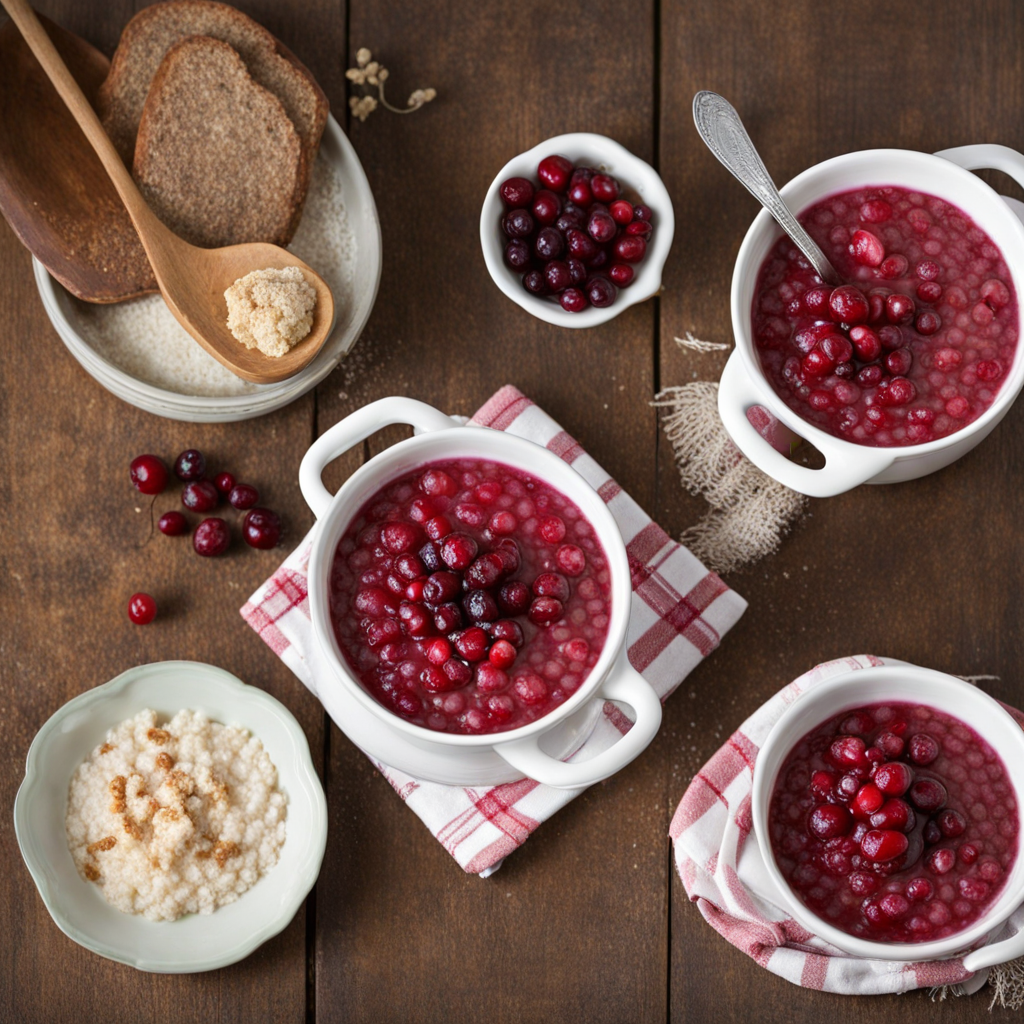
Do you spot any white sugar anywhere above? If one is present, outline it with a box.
[71,155,356,397]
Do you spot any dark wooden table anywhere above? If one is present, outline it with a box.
[3,1,1024,1021]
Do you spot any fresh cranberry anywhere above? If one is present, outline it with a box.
[174,449,206,482]
[556,207,586,233]
[538,155,573,192]
[227,483,259,510]
[849,229,885,267]
[128,592,157,624]
[534,227,564,260]
[560,288,588,313]
[612,235,646,263]
[608,263,635,287]
[498,581,531,614]
[532,190,561,225]
[243,509,282,550]
[213,472,235,495]
[860,829,908,862]
[499,177,534,208]
[566,228,599,261]
[586,277,616,308]
[502,209,534,238]
[504,239,531,269]
[609,200,634,225]
[809,804,851,840]
[587,209,616,244]
[130,454,169,495]
[454,627,489,662]
[828,285,870,324]
[522,270,547,295]
[182,480,219,512]
[908,778,947,813]
[545,260,572,292]
[567,175,593,207]
[158,510,188,536]
[633,204,652,222]
[528,597,563,625]
[193,518,230,556]
[626,220,653,239]
[589,174,619,202]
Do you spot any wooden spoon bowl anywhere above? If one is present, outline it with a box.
[2,0,334,385]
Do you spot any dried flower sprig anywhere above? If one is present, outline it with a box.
[346,47,436,122]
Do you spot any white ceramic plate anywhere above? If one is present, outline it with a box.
[14,661,327,973]
[33,114,381,423]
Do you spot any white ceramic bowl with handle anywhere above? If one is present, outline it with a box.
[480,132,675,328]
[298,396,662,789]
[719,144,1024,497]
[751,663,1024,969]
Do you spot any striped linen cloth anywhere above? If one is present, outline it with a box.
[671,654,1024,995]
[242,385,746,874]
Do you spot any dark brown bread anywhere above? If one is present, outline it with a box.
[132,35,302,249]
[98,0,328,241]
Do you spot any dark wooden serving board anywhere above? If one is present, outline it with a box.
[0,13,156,302]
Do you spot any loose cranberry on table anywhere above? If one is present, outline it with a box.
[129,454,169,495]
[769,701,1018,943]
[174,448,207,482]
[753,185,1019,447]
[214,472,235,495]
[228,483,260,510]
[158,510,189,536]
[243,508,282,550]
[193,517,230,557]
[329,458,611,735]
[128,592,157,625]
[498,154,655,312]
[182,479,219,513]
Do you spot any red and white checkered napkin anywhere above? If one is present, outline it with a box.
[671,654,1024,996]
[242,386,746,874]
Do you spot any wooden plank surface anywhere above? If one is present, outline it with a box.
[1,0,1023,1022]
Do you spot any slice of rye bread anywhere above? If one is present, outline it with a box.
[133,35,302,248]
[98,0,327,242]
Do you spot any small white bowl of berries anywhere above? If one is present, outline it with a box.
[480,133,675,327]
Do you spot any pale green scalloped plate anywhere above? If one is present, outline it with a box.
[14,661,327,973]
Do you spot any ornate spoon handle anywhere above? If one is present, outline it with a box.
[692,90,840,286]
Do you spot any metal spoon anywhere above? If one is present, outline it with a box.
[692,90,840,287]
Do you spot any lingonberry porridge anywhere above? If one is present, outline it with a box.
[329,459,611,735]
[769,702,1019,943]
[753,186,1019,446]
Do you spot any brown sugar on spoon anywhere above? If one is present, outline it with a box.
[133,36,302,248]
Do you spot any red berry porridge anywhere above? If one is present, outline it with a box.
[329,459,611,735]
[769,701,1018,943]
[753,186,1019,446]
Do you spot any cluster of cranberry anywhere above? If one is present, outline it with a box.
[499,155,654,312]
[127,449,282,623]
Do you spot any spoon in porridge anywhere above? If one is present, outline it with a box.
[2,0,334,384]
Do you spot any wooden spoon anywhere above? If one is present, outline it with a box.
[1,0,335,385]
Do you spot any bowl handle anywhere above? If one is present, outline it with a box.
[493,648,663,789]
[936,143,1024,188]
[717,351,895,498]
[299,398,458,520]
[962,927,1024,973]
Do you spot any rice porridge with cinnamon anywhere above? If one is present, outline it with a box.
[65,709,286,921]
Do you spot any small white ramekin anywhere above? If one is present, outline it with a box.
[298,396,662,789]
[479,132,675,328]
[751,663,1024,969]
[719,145,1024,497]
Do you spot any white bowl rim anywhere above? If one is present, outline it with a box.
[751,664,1024,961]
[13,660,327,973]
[479,131,675,328]
[729,146,1024,457]
[305,424,635,748]
[33,114,383,423]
